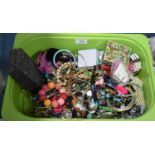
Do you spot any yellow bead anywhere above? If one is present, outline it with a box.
[44,99,52,108]
[47,82,55,89]
[72,98,78,104]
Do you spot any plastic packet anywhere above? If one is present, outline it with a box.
[128,53,142,74]
[111,59,130,84]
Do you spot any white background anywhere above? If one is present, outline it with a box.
[0,0,155,155]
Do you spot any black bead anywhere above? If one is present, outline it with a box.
[45,89,54,96]
[75,92,83,97]
[67,103,73,109]
[84,95,88,100]
[67,96,73,101]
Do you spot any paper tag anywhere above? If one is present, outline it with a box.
[78,49,97,67]
[75,39,88,44]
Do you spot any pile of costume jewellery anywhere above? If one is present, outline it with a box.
[31,41,146,119]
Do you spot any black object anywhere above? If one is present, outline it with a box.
[46,48,60,66]
[9,48,45,92]
[91,66,98,102]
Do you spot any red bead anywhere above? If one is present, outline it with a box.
[39,95,46,101]
[60,93,68,99]
[102,65,111,71]
[42,84,49,91]
[53,96,58,100]
[53,107,62,113]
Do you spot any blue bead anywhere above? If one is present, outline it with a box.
[87,113,92,119]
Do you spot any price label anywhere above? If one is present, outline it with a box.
[75,38,88,44]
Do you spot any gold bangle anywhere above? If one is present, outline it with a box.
[107,86,136,112]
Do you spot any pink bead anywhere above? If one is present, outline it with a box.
[52,100,59,108]
[38,89,46,96]
[57,98,65,106]
[59,88,66,94]
[115,85,128,95]
[55,83,61,90]
[95,78,104,85]
[42,85,49,91]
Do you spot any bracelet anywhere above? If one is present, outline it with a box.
[53,49,76,67]
[107,86,136,112]
[56,62,76,86]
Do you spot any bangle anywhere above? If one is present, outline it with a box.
[53,49,76,67]
[107,86,136,112]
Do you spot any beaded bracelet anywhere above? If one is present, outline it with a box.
[56,62,76,86]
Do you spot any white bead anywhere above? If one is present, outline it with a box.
[87,90,92,97]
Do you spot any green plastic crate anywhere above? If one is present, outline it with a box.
[2,33,155,121]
